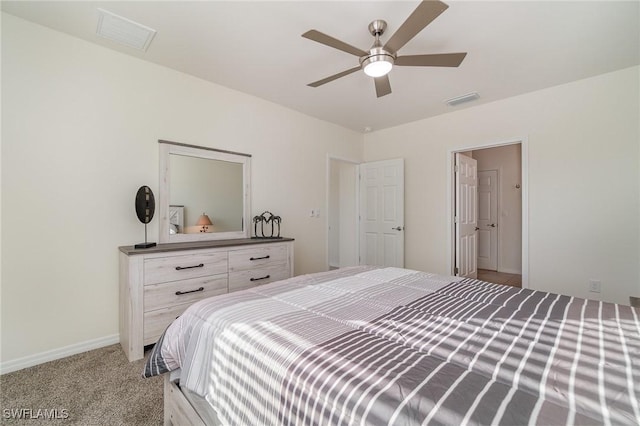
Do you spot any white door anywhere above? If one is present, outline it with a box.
[455,153,478,278]
[359,159,404,267]
[477,170,498,270]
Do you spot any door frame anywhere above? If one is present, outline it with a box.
[446,137,529,288]
[325,155,360,271]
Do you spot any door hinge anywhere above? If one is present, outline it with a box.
[454,267,459,275]
[454,165,459,173]
[454,215,458,223]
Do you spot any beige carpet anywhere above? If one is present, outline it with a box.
[0,344,163,425]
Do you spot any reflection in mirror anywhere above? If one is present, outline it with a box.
[169,155,243,233]
[159,141,251,243]
[168,205,184,234]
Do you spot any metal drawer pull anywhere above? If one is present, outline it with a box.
[250,275,270,282]
[175,263,204,270]
[250,255,270,261]
[175,287,204,296]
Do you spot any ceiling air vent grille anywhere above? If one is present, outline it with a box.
[445,92,480,107]
[96,9,156,51]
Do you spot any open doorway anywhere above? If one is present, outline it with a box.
[327,157,359,270]
[450,140,528,288]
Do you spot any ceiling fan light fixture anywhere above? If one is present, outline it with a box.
[302,1,466,97]
[362,54,394,78]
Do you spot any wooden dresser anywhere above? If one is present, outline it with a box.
[119,238,294,361]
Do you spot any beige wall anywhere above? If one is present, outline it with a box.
[1,14,362,364]
[364,66,640,305]
[472,144,522,274]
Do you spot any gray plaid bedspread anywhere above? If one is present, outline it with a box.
[144,266,640,425]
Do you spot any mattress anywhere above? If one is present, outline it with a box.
[144,266,640,425]
[180,379,220,425]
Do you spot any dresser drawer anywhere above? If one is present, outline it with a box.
[228,244,288,272]
[120,239,294,361]
[143,303,192,345]
[144,252,228,285]
[144,275,228,312]
[228,265,291,293]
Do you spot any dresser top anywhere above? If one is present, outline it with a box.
[119,237,294,255]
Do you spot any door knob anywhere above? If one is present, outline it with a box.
[392,226,404,231]
[475,227,480,231]
[488,224,496,227]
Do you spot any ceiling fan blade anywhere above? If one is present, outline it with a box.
[395,52,467,67]
[384,0,449,54]
[374,75,392,98]
[302,30,368,57]
[307,66,361,87]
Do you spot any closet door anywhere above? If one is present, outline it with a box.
[359,159,404,267]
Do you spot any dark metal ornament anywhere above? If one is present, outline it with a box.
[252,211,282,239]
[135,186,155,224]
[134,186,157,249]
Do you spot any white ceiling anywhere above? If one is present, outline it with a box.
[3,1,639,132]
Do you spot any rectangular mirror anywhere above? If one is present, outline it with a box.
[158,140,251,243]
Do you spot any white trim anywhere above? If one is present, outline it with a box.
[497,268,523,275]
[495,168,502,273]
[0,334,119,374]
[447,137,529,289]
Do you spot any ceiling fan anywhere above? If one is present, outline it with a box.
[302,0,467,98]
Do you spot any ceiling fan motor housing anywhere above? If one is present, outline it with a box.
[368,20,387,37]
[360,47,395,69]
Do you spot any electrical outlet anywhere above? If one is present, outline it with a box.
[588,279,601,293]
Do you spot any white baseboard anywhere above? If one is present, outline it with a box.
[0,334,119,375]
[498,268,522,275]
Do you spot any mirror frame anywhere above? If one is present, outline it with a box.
[158,140,251,243]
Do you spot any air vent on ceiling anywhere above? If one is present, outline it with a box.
[96,9,156,51]
[445,92,480,107]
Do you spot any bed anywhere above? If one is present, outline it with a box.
[144,266,640,425]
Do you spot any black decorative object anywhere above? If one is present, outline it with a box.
[134,185,157,249]
[252,211,282,239]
